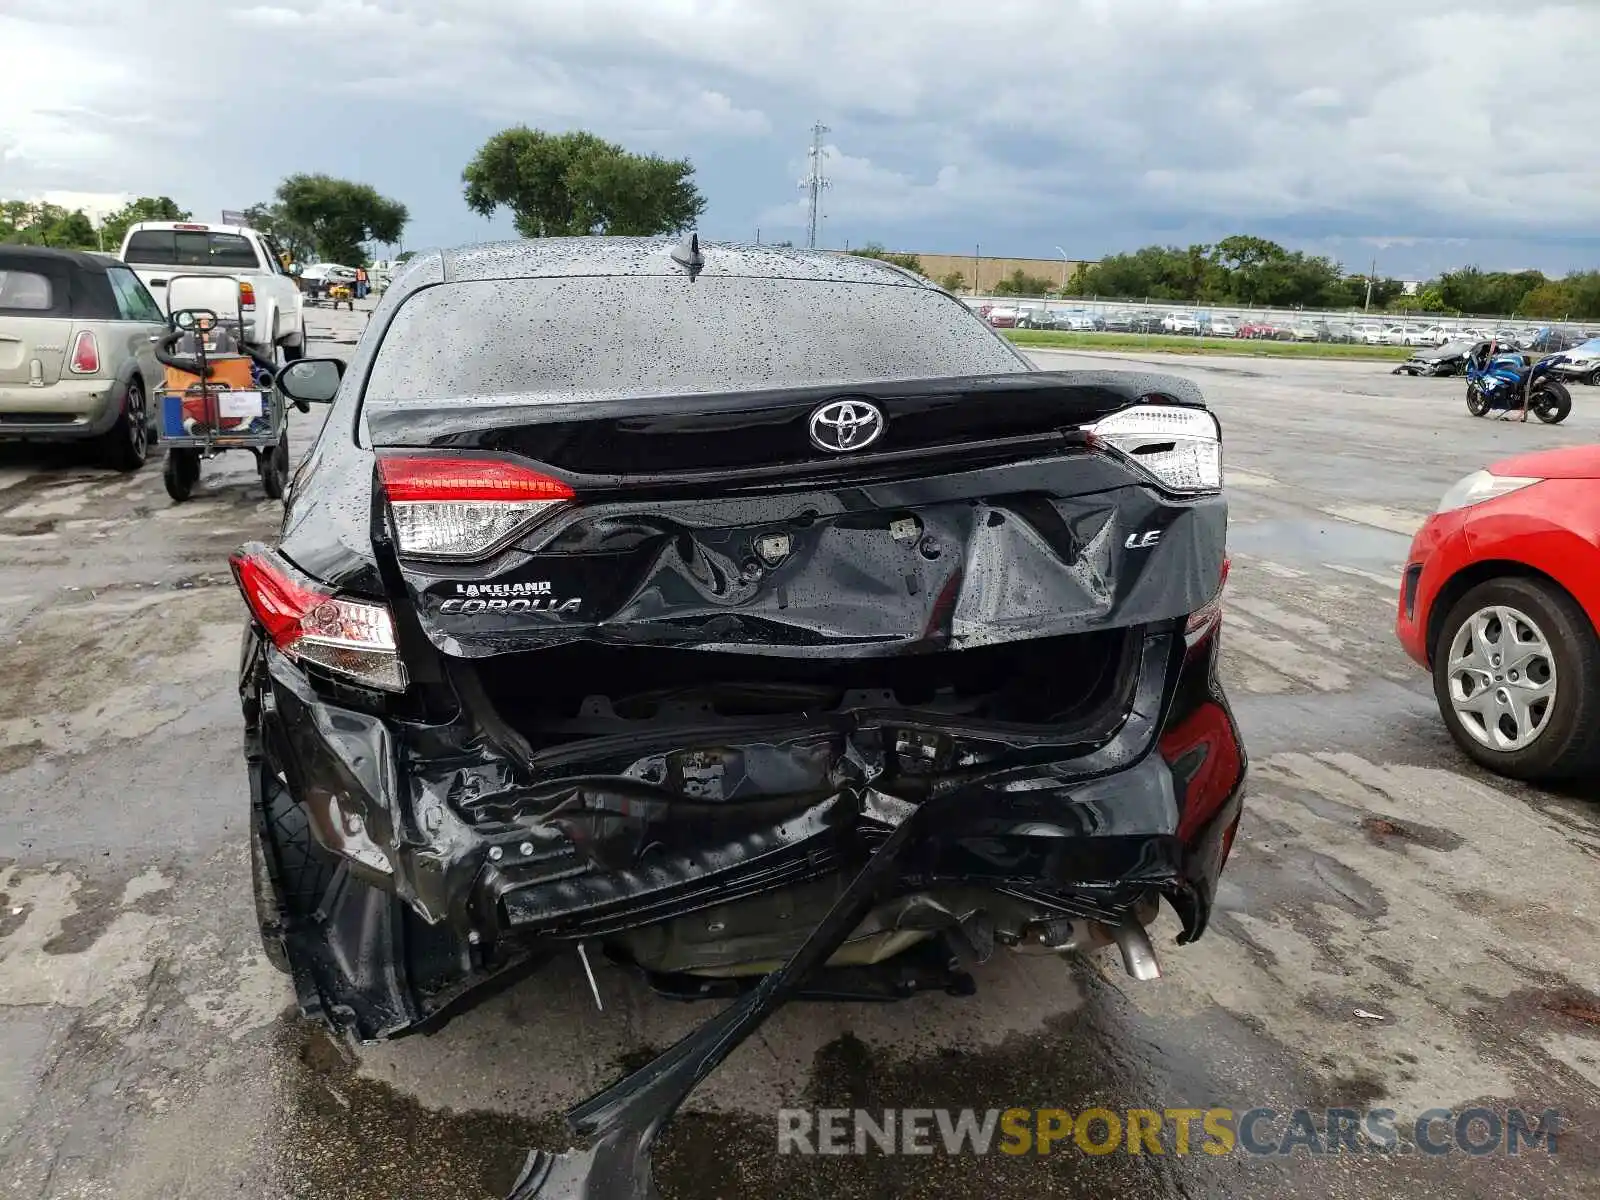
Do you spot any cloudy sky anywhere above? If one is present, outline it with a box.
[3,0,1598,278]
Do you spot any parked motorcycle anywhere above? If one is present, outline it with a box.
[1464,341,1573,424]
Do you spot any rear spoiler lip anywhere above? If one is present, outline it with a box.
[372,429,1098,496]
[361,368,1207,449]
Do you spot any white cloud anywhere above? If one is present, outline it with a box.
[2,0,1598,265]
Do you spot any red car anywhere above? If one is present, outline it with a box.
[1397,445,1600,780]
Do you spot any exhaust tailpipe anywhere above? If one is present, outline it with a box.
[1109,920,1163,981]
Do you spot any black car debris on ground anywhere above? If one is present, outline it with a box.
[1392,339,1478,377]
[237,236,1246,1198]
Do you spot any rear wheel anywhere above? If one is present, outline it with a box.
[1433,577,1600,781]
[251,757,340,973]
[98,380,149,472]
[1532,381,1572,424]
[260,435,289,500]
[1586,366,1600,387]
[163,448,199,501]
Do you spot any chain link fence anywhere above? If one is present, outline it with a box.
[958,295,1599,350]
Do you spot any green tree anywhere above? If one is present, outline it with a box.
[848,243,924,273]
[1435,266,1547,317]
[1209,235,1282,304]
[1559,271,1600,320]
[992,268,1058,297]
[241,201,317,266]
[1516,281,1577,319]
[0,202,99,249]
[462,127,705,239]
[1390,285,1454,315]
[1329,273,1404,310]
[99,196,190,252]
[938,269,966,292]
[50,209,96,249]
[274,174,408,266]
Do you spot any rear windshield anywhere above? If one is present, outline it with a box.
[366,277,1028,401]
[0,269,54,312]
[124,229,261,269]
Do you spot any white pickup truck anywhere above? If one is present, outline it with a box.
[117,221,307,361]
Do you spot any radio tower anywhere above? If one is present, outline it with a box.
[798,122,831,249]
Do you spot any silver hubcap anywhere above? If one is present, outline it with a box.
[1446,604,1558,752]
[129,388,147,457]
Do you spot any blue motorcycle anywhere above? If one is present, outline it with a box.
[1464,341,1573,424]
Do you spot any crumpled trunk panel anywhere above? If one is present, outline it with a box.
[399,471,1226,661]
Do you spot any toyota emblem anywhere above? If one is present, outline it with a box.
[808,398,885,453]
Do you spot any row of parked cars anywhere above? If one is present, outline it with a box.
[975,302,1596,352]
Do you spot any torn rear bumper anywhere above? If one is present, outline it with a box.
[250,610,1244,1043]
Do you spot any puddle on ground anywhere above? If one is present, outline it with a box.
[275,1021,561,1200]
[1228,518,1413,571]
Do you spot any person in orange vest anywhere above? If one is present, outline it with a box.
[354,266,369,300]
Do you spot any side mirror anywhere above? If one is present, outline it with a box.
[277,357,344,409]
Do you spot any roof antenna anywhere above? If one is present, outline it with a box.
[671,231,704,282]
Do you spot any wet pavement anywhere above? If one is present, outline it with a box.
[2,322,1598,1199]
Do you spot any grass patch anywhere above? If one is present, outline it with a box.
[1003,329,1414,360]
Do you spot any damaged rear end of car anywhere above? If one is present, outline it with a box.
[234,242,1246,1199]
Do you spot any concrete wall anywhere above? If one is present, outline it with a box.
[903,252,1091,293]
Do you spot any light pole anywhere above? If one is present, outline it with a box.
[1364,257,1377,313]
[1055,245,1070,294]
[974,243,981,295]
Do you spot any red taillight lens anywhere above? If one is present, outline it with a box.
[238,281,256,310]
[229,545,406,691]
[69,331,100,374]
[1184,555,1230,648]
[376,454,576,559]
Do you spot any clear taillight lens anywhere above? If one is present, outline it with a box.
[229,544,407,691]
[376,454,576,559]
[1087,405,1222,493]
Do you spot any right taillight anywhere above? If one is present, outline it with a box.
[1086,405,1222,494]
[375,453,576,559]
[229,544,406,691]
[1185,556,1230,648]
[68,330,100,374]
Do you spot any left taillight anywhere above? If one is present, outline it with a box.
[375,453,576,559]
[229,544,407,692]
[68,330,100,374]
[238,281,256,312]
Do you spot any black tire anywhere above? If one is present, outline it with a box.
[1432,576,1600,781]
[282,331,306,363]
[162,449,199,501]
[98,380,149,472]
[1466,386,1490,417]
[261,766,337,919]
[260,435,289,500]
[1532,381,1571,424]
[1586,366,1600,387]
[252,758,341,973]
[249,814,291,973]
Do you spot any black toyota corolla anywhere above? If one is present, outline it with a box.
[244,236,1245,1198]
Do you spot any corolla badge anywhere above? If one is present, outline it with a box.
[809,398,885,453]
